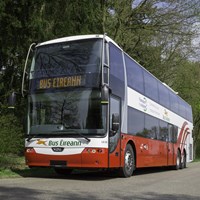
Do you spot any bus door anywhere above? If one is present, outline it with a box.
[109,95,121,168]
[167,124,174,166]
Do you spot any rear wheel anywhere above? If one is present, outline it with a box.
[119,144,135,177]
[182,151,187,169]
[174,150,181,170]
[54,168,73,175]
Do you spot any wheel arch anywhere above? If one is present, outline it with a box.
[176,147,181,156]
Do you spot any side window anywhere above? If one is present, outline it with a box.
[144,115,159,139]
[168,124,173,142]
[167,124,178,143]
[169,91,179,114]
[178,98,186,119]
[109,96,120,153]
[110,96,120,131]
[158,83,170,109]
[186,105,193,123]
[109,43,125,98]
[172,125,178,143]
[125,55,144,94]
[144,71,159,102]
[128,107,144,136]
[103,43,109,84]
[159,120,168,141]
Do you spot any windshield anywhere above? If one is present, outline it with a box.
[29,39,102,92]
[28,89,106,136]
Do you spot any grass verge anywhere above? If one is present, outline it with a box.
[193,157,200,162]
[0,154,55,178]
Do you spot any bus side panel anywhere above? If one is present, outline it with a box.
[167,142,175,166]
[121,135,169,168]
[135,137,168,167]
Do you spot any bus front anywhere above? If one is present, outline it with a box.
[25,36,109,172]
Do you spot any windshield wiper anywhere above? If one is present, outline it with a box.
[26,134,41,142]
[52,129,91,142]
[76,132,91,142]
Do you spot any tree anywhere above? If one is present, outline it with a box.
[103,0,200,81]
[0,0,105,155]
[0,0,200,157]
[173,61,200,158]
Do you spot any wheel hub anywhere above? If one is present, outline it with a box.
[125,150,134,172]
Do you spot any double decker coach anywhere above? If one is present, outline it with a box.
[10,34,193,177]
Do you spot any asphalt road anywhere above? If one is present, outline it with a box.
[0,162,200,200]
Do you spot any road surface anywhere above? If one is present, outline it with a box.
[0,162,200,199]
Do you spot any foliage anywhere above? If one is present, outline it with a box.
[0,0,200,158]
[0,112,24,155]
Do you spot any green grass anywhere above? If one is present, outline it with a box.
[0,154,56,178]
[194,157,200,162]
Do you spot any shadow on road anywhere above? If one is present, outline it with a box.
[0,186,199,200]
[11,165,176,181]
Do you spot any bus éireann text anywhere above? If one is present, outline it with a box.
[12,34,193,177]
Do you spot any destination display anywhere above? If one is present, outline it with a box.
[38,75,83,89]
[29,73,101,92]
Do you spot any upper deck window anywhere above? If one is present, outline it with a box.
[30,39,102,79]
[109,43,125,98]
[125,55,144,94]
[144,70,159,102]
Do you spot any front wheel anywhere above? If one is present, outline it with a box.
[119,144,135,177]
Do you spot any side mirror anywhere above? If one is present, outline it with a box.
[101,84,109,104]
[111,113,120,134]
[8,92,17,109]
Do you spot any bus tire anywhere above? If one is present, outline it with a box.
[174,150,181,170]
[54,168,73,175]
[182,151,187,169]
[120,144,135,177]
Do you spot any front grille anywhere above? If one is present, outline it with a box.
[52,147,64,152]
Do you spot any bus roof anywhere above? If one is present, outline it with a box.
[36,34,120,49]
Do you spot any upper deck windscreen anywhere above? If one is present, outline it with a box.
[29,39,102,91]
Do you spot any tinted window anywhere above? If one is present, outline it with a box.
[158,83,170,109]
[178,98,186,118]
[144,115,159,139]
[109,44,124,82]
[159,121,168,141]
[125,55,144,94]
[103,43,109,84]
[186,105,193,122]
[169,91,179,113]
[128,107,144,136]
[109,95,120,153]
[144,71,159,102]
[109,43,125,98]
[31,39,102,79]
[172,125,178,143]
